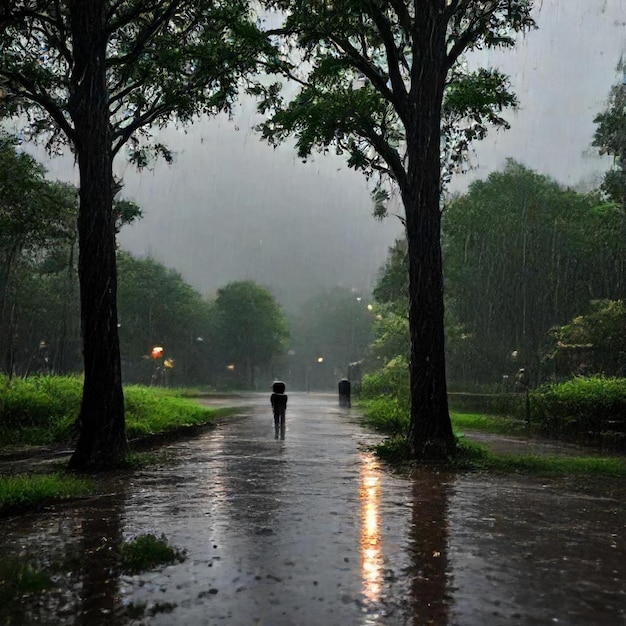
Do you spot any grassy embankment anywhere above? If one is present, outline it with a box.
[365,407,626,476]
[359,374,626,477]
[0,375,234,514]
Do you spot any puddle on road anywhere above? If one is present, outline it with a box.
[0,403,624,625]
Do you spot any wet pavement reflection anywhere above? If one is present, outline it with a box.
[0,392,624,625]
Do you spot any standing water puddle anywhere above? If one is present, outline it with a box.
[0,392,624,625]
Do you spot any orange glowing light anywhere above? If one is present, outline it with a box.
[151,346,164,359]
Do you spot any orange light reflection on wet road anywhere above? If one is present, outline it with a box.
[359,454,382,604]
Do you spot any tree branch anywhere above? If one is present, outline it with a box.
[329,34,394,103]
[364,0,410,110]
[445,0,498,71]
[111,101,172,156]
[0,70,74,142]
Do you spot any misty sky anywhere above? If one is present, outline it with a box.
[36,0,625,312]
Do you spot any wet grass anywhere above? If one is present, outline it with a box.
[120,533,186,574]
[0,376,239,515]
[359,401,534,438]
[124,386,231,439]
[372,431,626,477]
[0,473,94,515]
[454,437,626,476]
[0,375,229,448]
[0,556,54,619]
[451,411,532,436]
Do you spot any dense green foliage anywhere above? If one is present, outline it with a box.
[369,163,626,392]
[0,135,79,375]
[117,252,214,386]
[0,138,291,388]
[593,64,626,209]
[257,1,533,198]
[443,160,626,385]
[0,138,143,377]
[0,2,270,164]
[531,377,626,447]
[360,357,409,437]
[360,349,626,451]
[548,300,626,378]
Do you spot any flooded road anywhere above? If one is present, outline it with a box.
[1,392,624,625]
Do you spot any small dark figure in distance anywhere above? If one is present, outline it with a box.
[271,381,288,437]
[338,378,351,408]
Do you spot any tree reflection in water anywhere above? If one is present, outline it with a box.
[77,490,126,624]
[407,468,452,625]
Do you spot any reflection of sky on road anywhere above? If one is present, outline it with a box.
[359,453,382,607]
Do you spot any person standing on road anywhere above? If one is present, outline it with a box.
[270,381,288,437]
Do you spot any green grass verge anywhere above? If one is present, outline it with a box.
[123,385,228,439]
[0,376,240,515]
[0,375,231,448]
[451,411,531,436]
[454,437,626,475]
[359,398,532,439]
[372,434,626,477]
[0,473,94,513]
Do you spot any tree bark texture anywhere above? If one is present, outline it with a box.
[402,2,455,457]
[67,0,128,470]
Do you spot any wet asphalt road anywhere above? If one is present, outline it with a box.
[1,392,624,625]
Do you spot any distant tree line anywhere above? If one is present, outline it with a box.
[0,136,291,387]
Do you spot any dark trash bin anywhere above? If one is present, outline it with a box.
[338,378,351,407]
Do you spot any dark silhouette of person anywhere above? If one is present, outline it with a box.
[270,381,288,436]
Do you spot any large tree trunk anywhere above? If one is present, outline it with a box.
[67,0,128,471]
[403,3,455,458]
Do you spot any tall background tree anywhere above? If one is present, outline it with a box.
[211,280,289,389]
[257,0,535,457]
[0,1,270,469]
[593,60,626,210]
[116,252,214,386]
[0,134,78,375]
